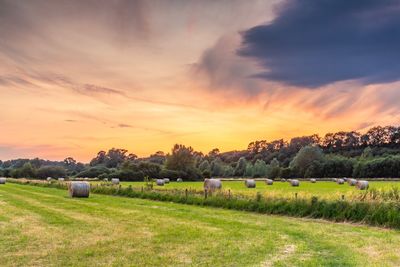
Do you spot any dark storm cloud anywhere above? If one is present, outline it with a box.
[239,0,400,88]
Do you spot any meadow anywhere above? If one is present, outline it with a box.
[118,180,400,200]
[1,183,400,266]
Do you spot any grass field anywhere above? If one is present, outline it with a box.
[1,183,400,266]
[117,180,400,199]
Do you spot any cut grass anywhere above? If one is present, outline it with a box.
[0,183,400,266]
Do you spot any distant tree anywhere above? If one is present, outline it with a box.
[199,160,211,172]
[244,163,253,177]
[234,157,247,176]
[106,148,128,168]
[290,146,324,177]
[11,162,36,178]
[90,150,107,166]
[267,158,281,179]
[165,144,196,174]
[63,157,77,166]
[253,159,268,177]
[37,166,66,179]
[210,158,224,177]
[223,165,234,177]
[360,146,373,160]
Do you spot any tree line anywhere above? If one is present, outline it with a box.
[1,125,400,180]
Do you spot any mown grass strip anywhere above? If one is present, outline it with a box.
[6,178,400,229]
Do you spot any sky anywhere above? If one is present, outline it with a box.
[1,0,400,162]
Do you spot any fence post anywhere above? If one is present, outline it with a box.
[228,189,231,199]
[295,192,298,199]
[185,189,188,199]
[341,194,345,200]
[204,189,208,199]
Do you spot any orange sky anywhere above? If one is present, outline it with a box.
[1,0,400,162]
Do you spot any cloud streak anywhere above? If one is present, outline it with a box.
[239,0,400,88]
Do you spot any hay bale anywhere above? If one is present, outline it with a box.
[281,178,286,182]
[290,179,300,187]
[204,178,222,191]
[111,178,120,185]
[103,178,109,182]
[337,179,344,185]
[310,178,316,183]
[332,178,337,182]
[0,178,6,184]
[58,178,65,182]
[343,177,348,181]
[47,177,52,181]
[163,178,170,184]
[156,179,165,186]
[348,178,357,186]
[356,180,369,190]
[177,178,183,182]
[245,179,256,188]
[265,179,273,185]
[68,182,90,198]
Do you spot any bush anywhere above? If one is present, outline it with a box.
[37,166,66,179]
[76,166,110,178]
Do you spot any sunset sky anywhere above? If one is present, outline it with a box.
[1,0,400,162]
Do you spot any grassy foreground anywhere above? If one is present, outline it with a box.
[1,183,400,266]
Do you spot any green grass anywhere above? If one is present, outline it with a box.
[1,183,400,266]
[118,180,400,199]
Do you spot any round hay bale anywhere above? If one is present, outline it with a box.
[265,179,273,185]
[204,178,222,191]
[343,177,348,181]
[348,178,357,186]
[0,178,6,184]
[68,182,90,198]
[337,179,344,185]
[245,179,256,188]
[177,178,183,182]
[58,178,65,182]
[356,180,369,190]
[310,178,316,183]
[290,179,300,187]
[156,179,165,186]
[332,178,337,182]
[111,178,120,185]
[46,177,52,181]
[281,178,286,182]
[163,178,170,184]
[103,178,109,182]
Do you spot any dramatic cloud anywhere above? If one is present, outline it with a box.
[239,0,400,88]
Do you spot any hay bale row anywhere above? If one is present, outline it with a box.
[0,178,6,184]
[336,178,345,185]
[156,179,165,186]
[245,179,256,188]
[68,182,90,198]
[204,178,222,191]
[289,179,300,187]
[348,179,357,186]
[111,178,120,185]
[265,179,273,185]
[356,180,369,190]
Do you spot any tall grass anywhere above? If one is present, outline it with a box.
[7,178,400,229]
